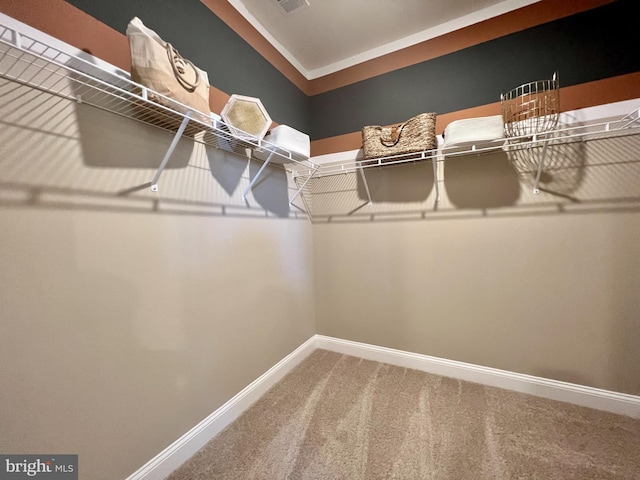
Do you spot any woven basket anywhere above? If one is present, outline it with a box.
[501,73,559,138]
[362,112,437,160]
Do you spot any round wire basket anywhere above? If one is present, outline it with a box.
[501,72,559,138]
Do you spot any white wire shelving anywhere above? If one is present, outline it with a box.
[292,108,640,207]
[2,15,639,219]
[0,17,318,203]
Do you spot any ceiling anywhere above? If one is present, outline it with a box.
[228,0,540,79]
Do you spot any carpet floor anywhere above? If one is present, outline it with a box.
[168,349,640,479]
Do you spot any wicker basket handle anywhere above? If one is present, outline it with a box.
[380,123,405,147]
[166,43,201,92]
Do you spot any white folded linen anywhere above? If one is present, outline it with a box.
[442,114,505,150]
[254,124,310,163]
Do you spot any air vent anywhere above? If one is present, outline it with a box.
[274,0,310,14]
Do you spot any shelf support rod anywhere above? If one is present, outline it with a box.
[431,152,439,202]
[359,167,372,205]
[151,111,193,192]
[621,107,640,129]
[532,139,549,195]
[12,30,22,49]
[242,149,276,203]
[290,165,319,205]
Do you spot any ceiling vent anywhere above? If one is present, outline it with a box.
[274,0,310,14]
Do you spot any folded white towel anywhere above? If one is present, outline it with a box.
[255,124,310,163]
[442,115,504,150]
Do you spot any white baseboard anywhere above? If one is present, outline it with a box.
[127,334,640,479]
[315,335,640,419]
[124,336,317,480]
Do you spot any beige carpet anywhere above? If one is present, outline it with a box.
[168,349,640,479]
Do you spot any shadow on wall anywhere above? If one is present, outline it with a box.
[248,160,291,217]
[65,49,195,168]
[68,49,194,170]
[307,132,640,223]
[444,150,520,209]
[208,148,246,196]
[508,139,587,201]
[0,78,300,219]
[357,161,434,203]
[207,147,291,217]
[76,102,194,169]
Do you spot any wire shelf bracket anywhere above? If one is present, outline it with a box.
[0,15,318,199]
[2,15,640,217]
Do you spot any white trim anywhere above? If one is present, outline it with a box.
[227,0,541,80]
[226,0,310,77]
[124,336,317,480]
[127,334,640,479]
[315,335,640,419]
[307,0,541,80]
[558,98,640,125]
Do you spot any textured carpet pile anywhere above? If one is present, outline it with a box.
[168,349,640,479]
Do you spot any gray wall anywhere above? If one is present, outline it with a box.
[310,0,640,139]
[0,83,316,479]
[65,0,311,134]
[63,0,640,140]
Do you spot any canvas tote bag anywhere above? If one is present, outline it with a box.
[126,17,211,124]
[362,112,437,161]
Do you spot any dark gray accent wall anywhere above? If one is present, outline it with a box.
[65,0,310,133]
[65,0,637,141]
[311,0,639,139]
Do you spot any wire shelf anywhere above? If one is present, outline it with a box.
[2,15,639,219]
[0,20,317,171]
[292,112,640,181]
